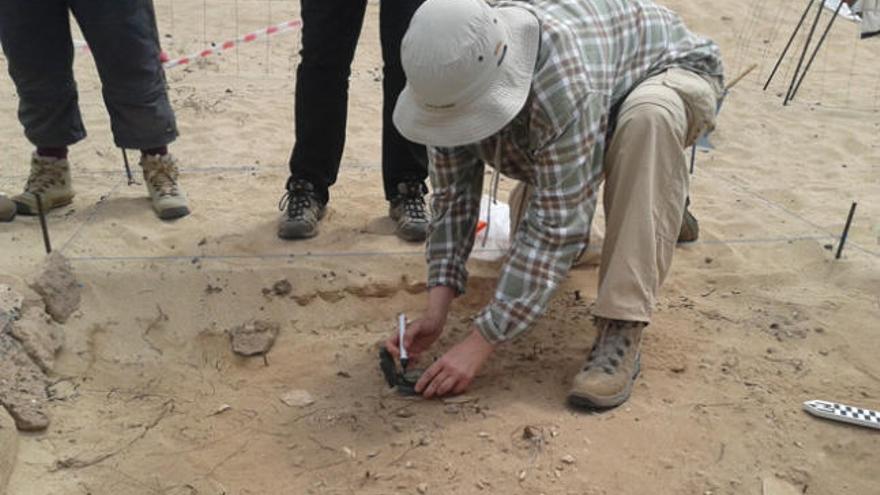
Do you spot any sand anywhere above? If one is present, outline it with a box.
[0,0,878,493]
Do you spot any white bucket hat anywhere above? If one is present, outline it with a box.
[393,0,540,148]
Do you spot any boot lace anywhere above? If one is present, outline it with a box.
[25,160,65,194]
[397,182,428,221]
[144,158,180,198]
[278,178,316,219]
[583,319,641,375]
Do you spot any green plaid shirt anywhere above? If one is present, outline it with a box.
[426,0,724,344]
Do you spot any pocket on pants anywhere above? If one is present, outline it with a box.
[661,68,719,146]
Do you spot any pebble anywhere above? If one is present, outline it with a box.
[279,390,315,408]
[561,454,576,465]
[229,320,280,356]
[417,482,428,494]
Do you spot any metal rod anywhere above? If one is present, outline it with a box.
[790,0,844,101]
[35,194,52,254]
[835,202,857,259]
[398,313,409,370]
[784,0,824,105]
[690,144,697,175]
[121,148,134,185]
[764,0,816,91]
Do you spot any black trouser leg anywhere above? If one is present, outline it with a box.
[288,0,367,205]
[69,0,178,149]
[0,0,85,148]
[380,0,428,200]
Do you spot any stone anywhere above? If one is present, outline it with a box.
[762,477,802,495]
[272,279,293,297]
[30,252,81,324]
[279,390,315,408]
[9,307,64,373]
[561,454,576,465]
[0,333,50,431]
[229,320,280,356]
[417,483,428,494]
[0,285,23,330]
[0,406,18,495]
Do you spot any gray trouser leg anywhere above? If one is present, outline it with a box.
[69,0,178,149]
[0,0,87,148]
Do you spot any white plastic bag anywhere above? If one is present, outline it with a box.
[471,195,510,261]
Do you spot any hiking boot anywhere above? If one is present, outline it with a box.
[278,178,326,240]
[568,318,646,409]
[0,194,15,222]
[140,153,191,220]
[389,181,430,242]
[13,154,75,215]
[678,199,699,243]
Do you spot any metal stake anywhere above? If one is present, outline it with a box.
[35,193,52,254]
[121,148,134,185]
[784,0,824,105]
[789,0,844,102]
[764,0,816,91]
[835,202,857,260]
[689,143,697,175]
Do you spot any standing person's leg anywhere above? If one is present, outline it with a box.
[379,0,430,242]
[279,0,368,239]
[69,0,189,219]
[0,0,80,214]
[569,69,718,409]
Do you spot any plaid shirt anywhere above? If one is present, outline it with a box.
[426,0,724,344]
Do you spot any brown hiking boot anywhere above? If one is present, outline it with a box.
[0,194,15,222]
[568,318,646,409]
[13,154,74,215]
[140,153,191,220]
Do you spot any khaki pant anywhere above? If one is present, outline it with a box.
[510,68,720,323]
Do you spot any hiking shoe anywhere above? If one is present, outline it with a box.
[389,181,430,242]
[568,318,646,409]
[13,154,74,215]
[0,194,15,222]
[678,206,699,243]
[278,178,325,240]
[140,153,191,220]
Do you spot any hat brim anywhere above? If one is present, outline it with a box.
[393,6,540,148]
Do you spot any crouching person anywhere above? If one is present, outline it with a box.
[386,0,723,408]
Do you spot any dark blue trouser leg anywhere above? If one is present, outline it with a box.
[0,0,86,148]
[69,0,178,149]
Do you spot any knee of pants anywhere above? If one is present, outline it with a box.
[616,99,687,148]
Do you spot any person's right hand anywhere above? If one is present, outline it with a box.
[385,316,445,363]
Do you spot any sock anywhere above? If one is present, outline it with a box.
[141,146,168,157]
[36,147,68,159]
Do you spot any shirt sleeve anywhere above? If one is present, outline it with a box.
[473,96,605,344]
[425,146,484,296]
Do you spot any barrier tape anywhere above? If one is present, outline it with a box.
[73,18,302,70]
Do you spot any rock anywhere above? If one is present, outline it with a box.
[30,252,81,324]
[272,280,293,297]
[0,333,50,431]
[561,454,576,465]
[279,390,315,408]
[0,285,23,329]
[9,307,64,373]
[0,407,18,495]
[417,482,428,494]
[762,476,802,495]
[229,320,280,356]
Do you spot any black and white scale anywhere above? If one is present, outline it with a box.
[803,400,880,430]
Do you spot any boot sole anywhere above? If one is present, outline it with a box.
[157,206,191,220]
[567,358,641,410]
[278,207,326,240]
[14,197,74,215]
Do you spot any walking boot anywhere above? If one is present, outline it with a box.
[568,318,646,409]
[0,194,15,222]
[13,154,74,215]
[278,178,326,240]
[389,181,430,242]
[140,153,191,220]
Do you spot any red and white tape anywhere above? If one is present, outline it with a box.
[73,18,302,70]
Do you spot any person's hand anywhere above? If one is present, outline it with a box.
[416,328,495,399]
[386,316,445,362]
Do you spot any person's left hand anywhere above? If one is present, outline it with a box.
[415,327,495,399]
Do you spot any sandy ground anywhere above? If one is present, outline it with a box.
[1,0,879,494]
